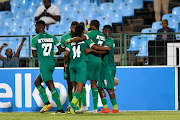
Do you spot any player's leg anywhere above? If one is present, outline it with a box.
[42,66,64,114]
[70,65,87,114]
[90,61,101,113]
[106,68,119,113]
[97,70,110,113]
[106,89,119,113]
[34,74,51,113]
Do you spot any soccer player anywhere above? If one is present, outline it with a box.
[85,25,119,113]
[64,24,110,114]
[31,20,65,114]
[66,20,107,113]
[60,21,78,110]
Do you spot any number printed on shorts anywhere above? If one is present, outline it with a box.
[42,43,52,56]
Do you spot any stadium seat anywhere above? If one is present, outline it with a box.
[124,0,143,9]
[0,21,2,26]
[176,34,180,40]
[23,17,35,26]
[16,10,30,19]
[81,3,98,11]
[70,10,84,19]
[72,0,89,5]
[11,5,26,16]
[60,17,73,27]
[143,0,153,1]
[152,21,162,30]
[172,7,180,21]
[4,18,20,26]
[141,28,157,41]
[63,3,80,14]
[84,9,102,19]
[100,3,114,12]
[96,16,112,31]
[54,0,71,5]
[11,25,29,34]
[127,36,141,53]
[113,0,123,4]
[162,14,179,23]
[136,39,148,58]
[0,11,13,20]
[120,2,134,18]
[0,26,10,35]
[48,24,69,35]
[4,31,17,36]
[26,5,39,17]
[168,21,179,32]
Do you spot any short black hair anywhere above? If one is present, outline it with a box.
[71,21,78,27]
[79,22,85,29]
[90,20,100,29]
[162,19,168,24]
[103,25,112,32]
[73,24,84,37]
[36,20,46,29]
[44,0,51,3]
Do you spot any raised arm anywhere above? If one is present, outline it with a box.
[16,37,26,58]
[91,44,110,51]
[0,43,8,60]
[55,45,65,55]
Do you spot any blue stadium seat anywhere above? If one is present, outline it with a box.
[4,31,17,36]
[172,7,180,21]
[63,3,80,14]
[54,0,71,5]
[152,21,162,30]
[81,3,98,11]
[70,10,84,19]
[84,9,102,19]
[11,5,26,16]
[120,2,134,17]
[96,16,112,31]
[136,38,148,58]
[23,17,35,26]
[127,36,141,53]
[124,0,143,9]
[141,28,157,41]
[143,0,153,1]
[103,9,123,23]
[0,11,13,20]
[72,0,89,5]
[113,0,123,4]
[4,18,20,26]
[48,24,69,35]
[0,21,2,26]
[162,14,179,23]
[100,3,114,12]
[16,10,30,19]
[168,21,179,32]
[60,17,73,27]
[26,5,39,17]
[176,34,180,40]
[0,26,10,35]
[11,25,29,34]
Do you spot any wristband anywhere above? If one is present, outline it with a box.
[67,38,71,43]
[53,52,56,55]
[86,25,90,29]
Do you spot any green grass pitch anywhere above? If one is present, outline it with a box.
[0,111,180,120]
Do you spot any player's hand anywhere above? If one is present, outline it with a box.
[64,64,67,72]
[2,43,8,48]
[84,49,92,55]
[22,37,26,42]
[56,50,61,55]
[85,18,88,26]
[66,38,71,45]
[106,44,110,51]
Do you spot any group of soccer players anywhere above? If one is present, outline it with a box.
[31,19,119,114]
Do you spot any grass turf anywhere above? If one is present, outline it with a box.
[0,111,180,120]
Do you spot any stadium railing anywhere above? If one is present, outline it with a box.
[124,32,180,66]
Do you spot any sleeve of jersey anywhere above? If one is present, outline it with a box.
[85,40,95,48]
[31,38,37,50]
[60,37,66,49]
[54,36,60,46]
[104,39,114,48]
[65,44,71,52]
